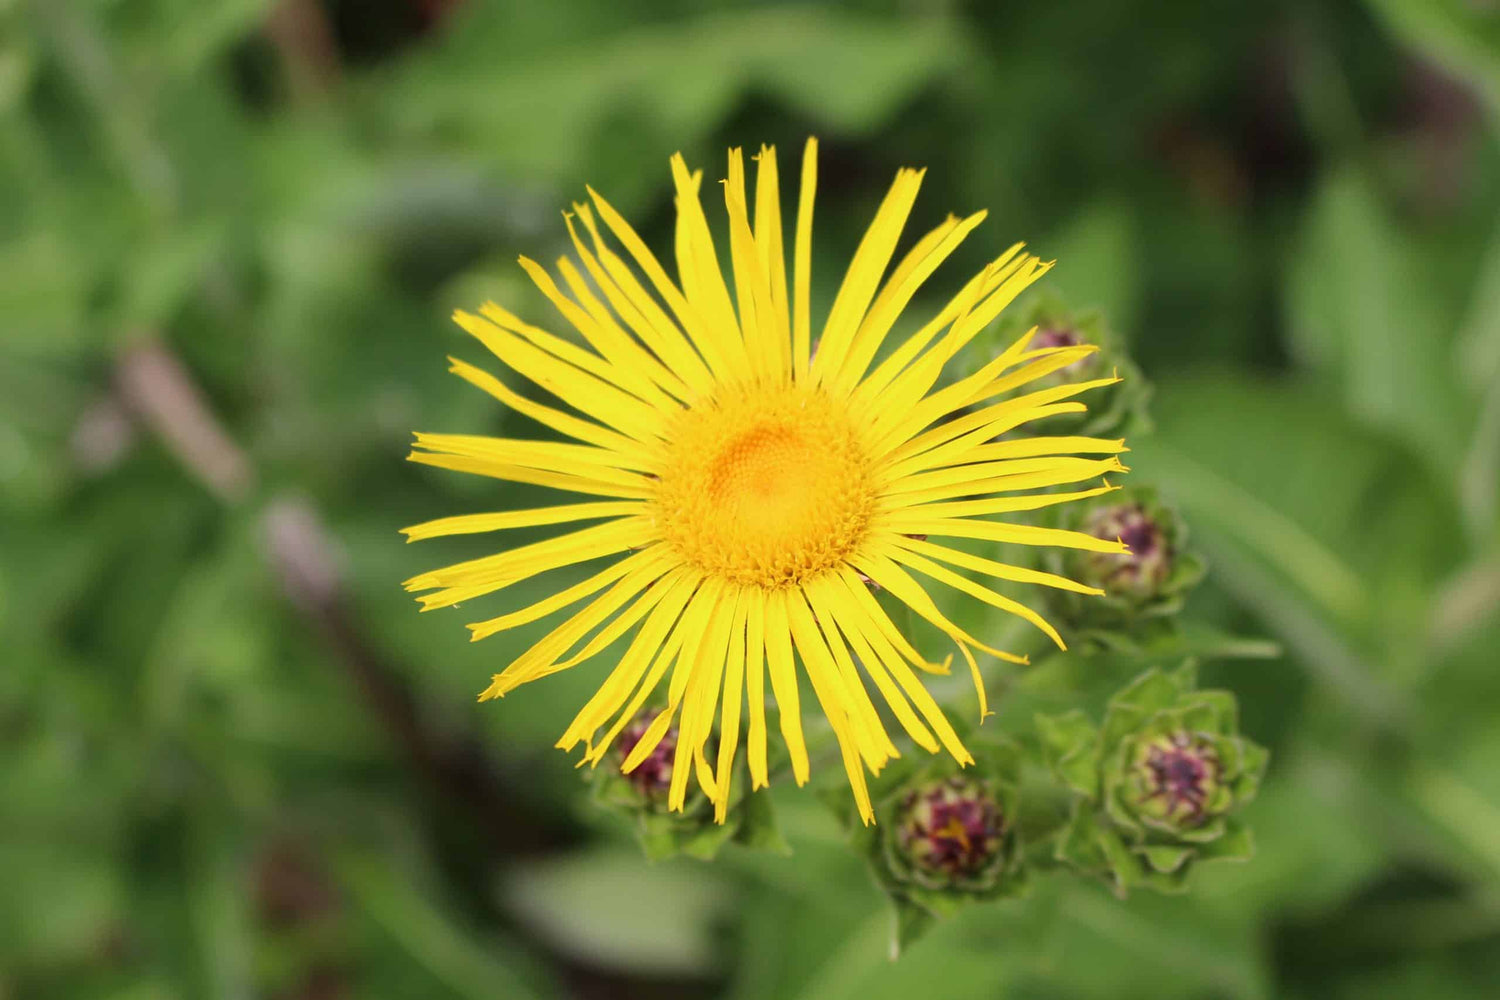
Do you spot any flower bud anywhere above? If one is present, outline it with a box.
[589,717,771,862]
[958,290,1151,438]
[1042,487,1205,635]
[842,744,1028,951]
[1078,501,1173,601]
[894,776,1007,889]
[617,719,676,801]
[1053,664,1268,895]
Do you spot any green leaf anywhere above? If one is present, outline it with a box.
[502,848,730,978]
[1286,166,1468,476]
[735,787,794,856]
[890,897,936,958]
[337,852,554,1000]
[1036,709,1102,799]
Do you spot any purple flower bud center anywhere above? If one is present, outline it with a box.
[1142,733,1217,824]
[618,719,675,798]
[1033,326,1083,351]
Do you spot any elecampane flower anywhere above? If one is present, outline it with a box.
[404,140,1128,824]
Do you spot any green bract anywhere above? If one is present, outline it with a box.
[840,740,1028,952]
[1041,663,1268,894]
[1041,486,1206,641]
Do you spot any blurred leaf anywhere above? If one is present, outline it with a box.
[389,6,967,191]
[503,848,731,977]
[1044,199,1141,332]
[1364,0,1500,118]
[1286,166,1469,477]
[337,851,556,1000]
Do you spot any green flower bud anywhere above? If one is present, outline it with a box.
[1050,663,1268,894]
[1041,486,1206,638]
[958,290,1151,438]
[841,742,1028,953]
[588,717,789,861]
[1078,501,1173,600]
[889,776,1008,892]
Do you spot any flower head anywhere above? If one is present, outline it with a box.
[403,140,1128,824]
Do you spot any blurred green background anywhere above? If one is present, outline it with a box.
[5,0,1500,997]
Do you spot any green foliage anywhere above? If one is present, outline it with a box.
[5,0,1500,997]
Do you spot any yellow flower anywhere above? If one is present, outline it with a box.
[403,140,1128,825]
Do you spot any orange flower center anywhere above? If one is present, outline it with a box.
[652,384,876,588]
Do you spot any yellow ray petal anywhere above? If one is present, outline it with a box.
[670,587,737,810]
[519,256,683,410]
[829,210,988,397]
[786,586,892,772]
[556,569,699,746]
[410,432,653,482]
[890,534,1104,596]
[882,456,1125,500]
[832,563,950,676]
[606,580,720,767]
[454,309,667,443]
[882,461,1122,509]
[568,202,715,395]
[886,544,1065,650]
[401,500,647,542]
[811,166,925,385]
[850,551,1025,668]
[671,154,751,380]
[403,517,655,609]
[803,575,936,754]
[851,247,1028,407]
[407,450,653,501]
[445,357,650,463]
[481,555,669,678]
[948,435,1128,465]
[550,253,693,403]
[723,148,780,384]
[543,572,690,676]
[586,184,730,380]
[713,596,749,820]
[881,401,1090,479]
[893,517,1130,554]
[762,588,809,784]
[745,585,771,789]
[460,546,664,645]
[878,482,1118,522]
[752,145,790,383]
[870,347,1102,457]
[830,568,972,764]
[792,137,817,382]
[859,256,1051,430]
[785,588,880,821]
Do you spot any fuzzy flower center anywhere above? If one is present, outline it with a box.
[653,385,875,588]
